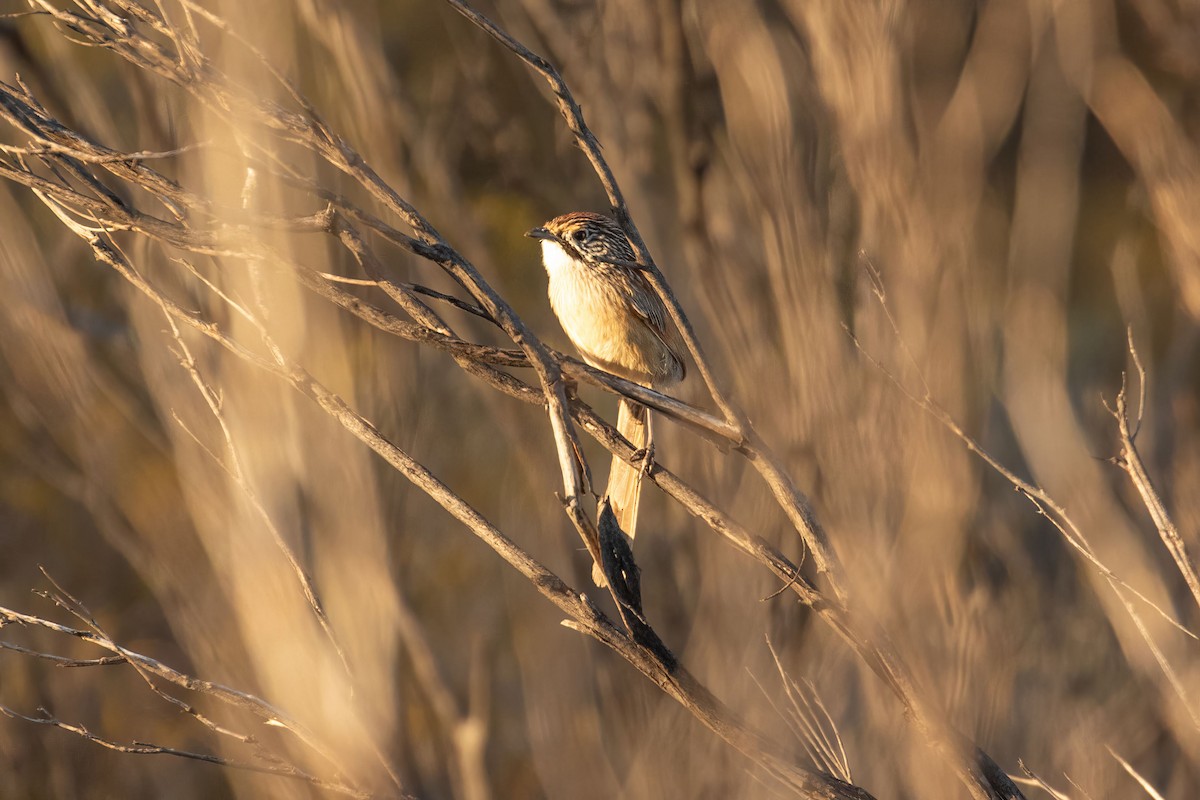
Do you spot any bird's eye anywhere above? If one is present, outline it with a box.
[572,230,586,242]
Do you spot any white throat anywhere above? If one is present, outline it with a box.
[538,239,579,280]
[539,238,597,349]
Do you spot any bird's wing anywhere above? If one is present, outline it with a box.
[623,269,686,382]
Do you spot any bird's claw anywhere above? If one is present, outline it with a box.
[630,444,656,476]
[561,373,579,401]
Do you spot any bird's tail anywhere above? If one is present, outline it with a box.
[594,398,646,586]
[609,397,646,540]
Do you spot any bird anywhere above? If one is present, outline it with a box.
[526,212,686,585]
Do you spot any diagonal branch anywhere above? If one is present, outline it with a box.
[0,702,379,799]
[1108,339,1200,615]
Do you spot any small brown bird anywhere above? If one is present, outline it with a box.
[527,212,685,584]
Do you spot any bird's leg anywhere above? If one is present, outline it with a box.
[630,408,656,476]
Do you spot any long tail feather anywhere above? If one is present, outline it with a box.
[609,398,646,539]
[593,398,646,586]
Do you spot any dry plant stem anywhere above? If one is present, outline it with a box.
[861,327,1200,636]
[915,380,1191,635]
[0,705,375,800]
[1064,775,1097,800]
[573,389,897,699]
[158,267,408,794]
[37,570,259,747]
[392,593,491,800]
[1015,760,1073,800]
[761,638,852,783]
[0,639,125,667]
[0,605,340,775]
[851,294,1200,732]
[850,270,1200,640]
[293,371,861,798]
[0,139,209,162]
[1111,364,1200,614]
[1107,747,1167,800]
[180,300,870,799]
[566,360,742,444]
[159,297,355,685]
[38,566,371,784]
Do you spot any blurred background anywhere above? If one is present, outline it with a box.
[1,0,1199,797]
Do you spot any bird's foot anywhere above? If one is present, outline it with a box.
[630,443,656,476]
[561,373,579,400]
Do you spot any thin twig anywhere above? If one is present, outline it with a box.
[0,640,125,667]
[0,704,376,799]
[1107,338,1200,615]
[1015,760,1073,800]
[851,275,1200,733]
[1,602,340,768]
[1107,747,1166,800]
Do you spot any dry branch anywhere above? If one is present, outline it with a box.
[0,599,371,794]
[1109,342,1200,615]
[0,703,374,799]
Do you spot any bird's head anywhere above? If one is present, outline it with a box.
[526,212,631,262]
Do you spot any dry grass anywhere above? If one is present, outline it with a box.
[0,1,1198,798]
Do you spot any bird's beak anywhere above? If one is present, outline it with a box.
[526,226,553,241]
